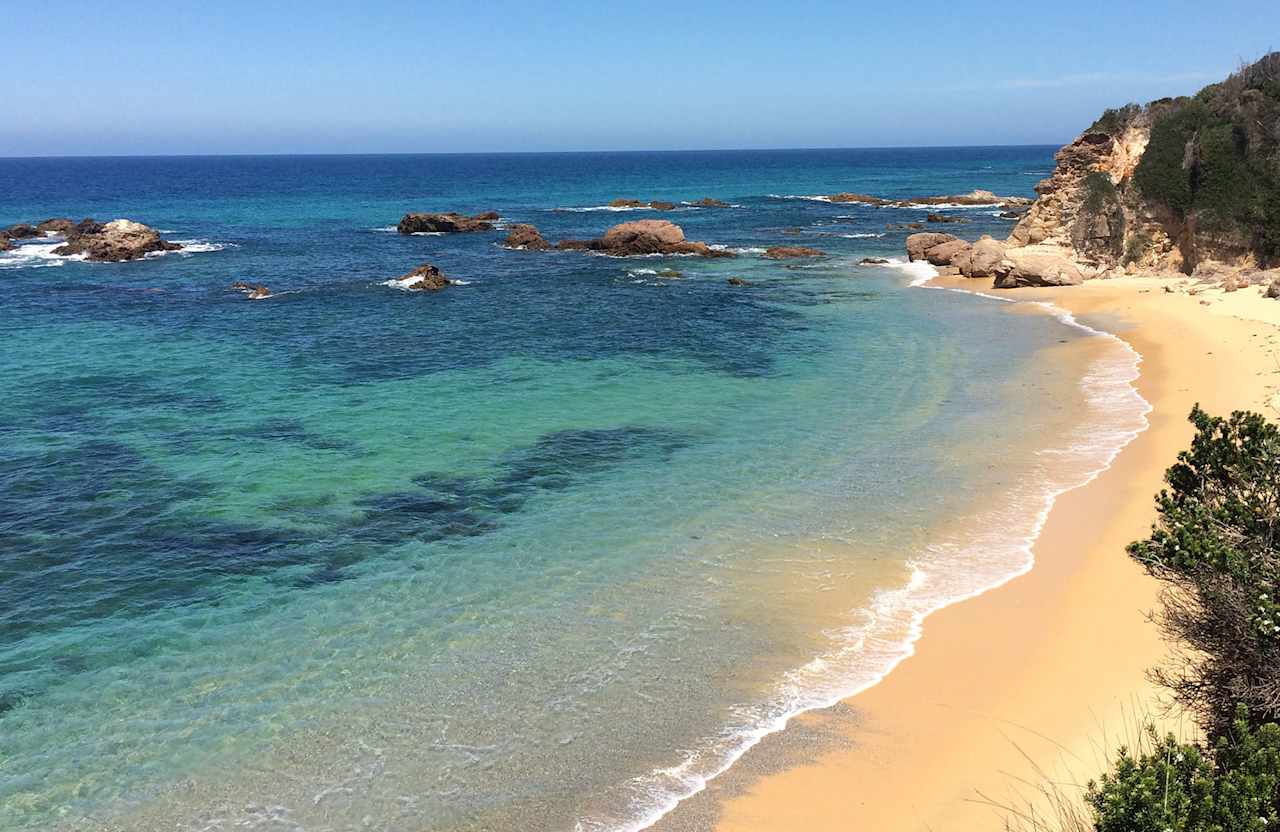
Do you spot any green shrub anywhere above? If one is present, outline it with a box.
[1083,172,1120,214]
[1133,102,1209,215]
[1089,104,1141,135]
[1087,711,1280,832]
[1128,407,1280,740]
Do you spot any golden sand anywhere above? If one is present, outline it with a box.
[654,275,1280,832]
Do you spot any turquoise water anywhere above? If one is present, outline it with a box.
[0,149,1146,831]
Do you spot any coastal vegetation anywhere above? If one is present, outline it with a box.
[1020,407,1280,830]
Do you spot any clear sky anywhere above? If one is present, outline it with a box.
[4,0,1278,156]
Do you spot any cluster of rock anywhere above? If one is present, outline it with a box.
[828,190,1033,209]
[509,220,735,258]
[2,216,182,261]
[397,211,499,234]
[51,219,183,261]
[906,232,1083,287]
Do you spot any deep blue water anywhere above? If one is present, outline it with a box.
[0,147,1131,832]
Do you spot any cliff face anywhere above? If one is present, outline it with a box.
[1009,52,1280,275]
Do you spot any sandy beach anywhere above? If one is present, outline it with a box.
[654,275,1280,832]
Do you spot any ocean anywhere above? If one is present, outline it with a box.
[0,147,1148,831]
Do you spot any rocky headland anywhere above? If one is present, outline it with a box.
[900,52,1280,292]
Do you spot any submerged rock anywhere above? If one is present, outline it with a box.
[52,219,182,261]
[859,257,890,265]
[390,263,451,291]
[926,213,968,224]
[762,246,825,259]
[397,212,495,234]
[231,281,271,300]
[727,277,752,286]
[693,198,730,208]
[558,220,734,258]
[828,192,891,205]
[503,224,550,250]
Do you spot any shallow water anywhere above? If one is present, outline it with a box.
[0,148,1146,831]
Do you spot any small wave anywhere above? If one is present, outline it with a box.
[837,232,885,239]
[370,226,398,233]
[557,205,650,213]
[0,240,86,269]
[877,257,938,286]
[762,193,834,202]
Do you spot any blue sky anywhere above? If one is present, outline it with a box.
[4,1,1277,156]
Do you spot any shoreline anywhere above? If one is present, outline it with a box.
[650,273,1280,832]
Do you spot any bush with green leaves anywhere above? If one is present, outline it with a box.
[1127,407,1280,741]
[1088,710,1280,832]
[1070,408,1280,831]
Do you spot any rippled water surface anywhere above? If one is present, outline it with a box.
[0,148,1147,831]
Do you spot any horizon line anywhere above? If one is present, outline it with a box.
[0,141,1066,162]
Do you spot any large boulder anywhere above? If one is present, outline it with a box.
[390,263,451,291]
[557,220,734,258]
[762,246,825,259]
[924,239,972,266]
[504,224,550,250]
[992,246,1084,288]
[951,236,1007,278]
[397,212,494,234]
[52,219,182,261]
[906,232,959,261]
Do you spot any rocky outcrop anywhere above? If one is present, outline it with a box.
[231,281,271,300]
[503,224,550,250]
[390,263,451,291]
[992,246,1084,288]
[36,218,76,235]
[762,246,824,259]
[950,236,1007,278]
[927,213,968,224]
[397,212,496,234]
[0,236,10,252]
[472,211,500,221]
[52,219,182,261]
[556,220,734,258]
[693,198,730,208]
[609,199,646,208]
[1007,52,1280,274]
[649,201,676,211]
[4,223,39,240]
[859,257,890,265]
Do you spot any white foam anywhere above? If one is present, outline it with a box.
[878,257,939,286]
[837,232,885,239]
[767,194,833,203]
[168,240,235,255]
[0,239,86,269]
[371,226,398,233]
[558,205,651,213]
[582,283,1152,832]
